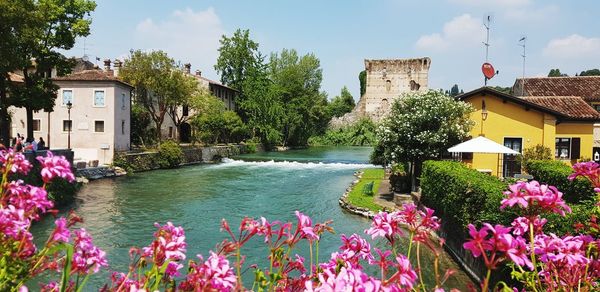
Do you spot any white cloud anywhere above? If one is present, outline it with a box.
[415,14,484,51]
[543,34,600,59]
[133,7,225,77]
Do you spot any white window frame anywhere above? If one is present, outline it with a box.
[555,137,572,160]
[93,89,106,107]
[61,89,74,106]
[94,120,105,133]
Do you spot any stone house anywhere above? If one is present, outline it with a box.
[9,59,132,166]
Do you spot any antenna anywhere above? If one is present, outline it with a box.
[519,36,527,95]
[483,15,492,62]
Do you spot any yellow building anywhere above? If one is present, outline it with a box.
[457,87,600,177]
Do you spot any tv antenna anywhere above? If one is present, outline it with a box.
[519,36,527,95]
[483,15,492,62]
[76,38,95,62]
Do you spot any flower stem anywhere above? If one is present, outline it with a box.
[482,268,491,291]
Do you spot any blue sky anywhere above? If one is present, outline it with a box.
[71,0,600,100]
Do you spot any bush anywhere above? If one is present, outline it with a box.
[524,160,595,203]
[420,161,513,228]
[544,202,596,235]
[519,144,552,172]
[156,140,184,168]
[308,118,377,146]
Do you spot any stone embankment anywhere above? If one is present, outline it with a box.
[338,171,380,218]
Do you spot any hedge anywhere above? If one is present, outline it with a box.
[420,161,513,229]
[524,160,595,203]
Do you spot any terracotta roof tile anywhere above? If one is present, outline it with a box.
[521,96,600,120]
[513,76,600,102]
[53,70,133,88]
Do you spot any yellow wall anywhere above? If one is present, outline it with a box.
[463,93,595,176]
[556,122,595,164]
[465,94,555,176]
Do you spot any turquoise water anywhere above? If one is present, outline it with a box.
[31,146,471,289]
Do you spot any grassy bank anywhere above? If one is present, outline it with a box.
[347,168,385,212]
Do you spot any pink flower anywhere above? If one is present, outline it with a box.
[71,228,108,274]
[511,216,547,236]
[0,149,32,174]
[295,211,319,242]
[36,151,75,183]
[340,233,373,261]
[463,224,490,257]
[390,255,418,289]
[306,264,382,291]
[8,184,53,220]
[365,211,401,240]
[142,222,186,278]
[501,181,571,216]
[569,161,600,183]
[40,281,59,292]
[50,217,70,243]
[179,252,237,291]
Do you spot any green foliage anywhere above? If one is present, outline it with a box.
[131,103,156,147]
[359,70,367,97]
[579,69,600,76]
[544,202,596,235]
[156,140,184,168]
[548,68,568,77]
[191,95,248,145]
[14,156,78,207]
[121,50,194,142]
[376,90,475,165]
[519,144,552,172]
[449,84,460,97]
[308,118,376,146]
[489,86,512,94]
[421,161,513,228]
[214,29,260,93]
[327,86,355,118]
[269,49,328,146]
[524,160,595,203]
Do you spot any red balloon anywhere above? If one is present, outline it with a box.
[482,63,495,79]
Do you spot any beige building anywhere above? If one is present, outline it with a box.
[160,63,238,142]
[9,60,132,165]
[330,57,431,127]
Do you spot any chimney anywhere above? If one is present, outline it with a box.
[103,59,111,72]
[113,59,122,77]
[195,70,202,77]
[184,63,191,74]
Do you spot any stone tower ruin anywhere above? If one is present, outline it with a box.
[330,57,431,127]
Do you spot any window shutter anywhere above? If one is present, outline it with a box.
[571,138,581,159]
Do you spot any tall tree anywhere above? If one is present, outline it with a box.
[449,84,460,97]
[166,71,202,141]
[579,69,600,76]
[374,90,474,189]
[214,28,261,118]
[269,49,327,146]
[359,70,367,97]
[12,0,96,140]
[328,86,355,117]
[120,50,189,143]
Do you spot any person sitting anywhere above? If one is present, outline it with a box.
[37,137,46,150]
[15,137,23,152]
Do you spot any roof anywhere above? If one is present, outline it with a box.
[448,136,520,154]
[513,76,600,102]
[53,70,133,88]
[521,96,600,120]
[457,87,600,122]
[8,72,24,83]
[191,74,238,92]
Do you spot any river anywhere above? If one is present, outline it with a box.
[31,146,471,289]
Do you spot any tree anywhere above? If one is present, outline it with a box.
[214,29,261,118]
[490,86,511,94]
[120,50,189,143]
[328,86,355,118]
[548,69,568,77]
[166,71,202,141]
[13,0,96,140]
[449,84,460,97]
[579,69,600,76]
[359,70,367,97]
[131,103,155,147]
[269,49,327,146]
[375,90,474,189]
[191,95,247,144]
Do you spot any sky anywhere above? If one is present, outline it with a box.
[69,0,600,101]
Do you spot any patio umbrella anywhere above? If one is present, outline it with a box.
[448,136,519,154]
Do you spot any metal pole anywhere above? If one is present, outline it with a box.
[67,108,71,149]
[519,37,527,95]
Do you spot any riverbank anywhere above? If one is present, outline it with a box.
[338,168,394,217]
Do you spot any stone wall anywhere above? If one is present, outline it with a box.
[330,57,431,129]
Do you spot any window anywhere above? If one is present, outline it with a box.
[62,90,73,106]
[182,105,189,117]
[94,90,105,107]
[63,120,72,132]
[555,138,581,159]
[122,93,126,110]
[121,120,125,135]
[33,119,41,132]
[168,126,174,138]
[94,121,104,132]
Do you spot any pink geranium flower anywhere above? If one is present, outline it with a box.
[71,228,108,274]
[501,181,571,216]
[36,151,75,183]
[179,251,237,291]
[50,217,70,243]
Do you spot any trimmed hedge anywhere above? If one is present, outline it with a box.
[421,161,513,229]
[524,160,595,203]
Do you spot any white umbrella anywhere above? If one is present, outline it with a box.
[448,136,519,154]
